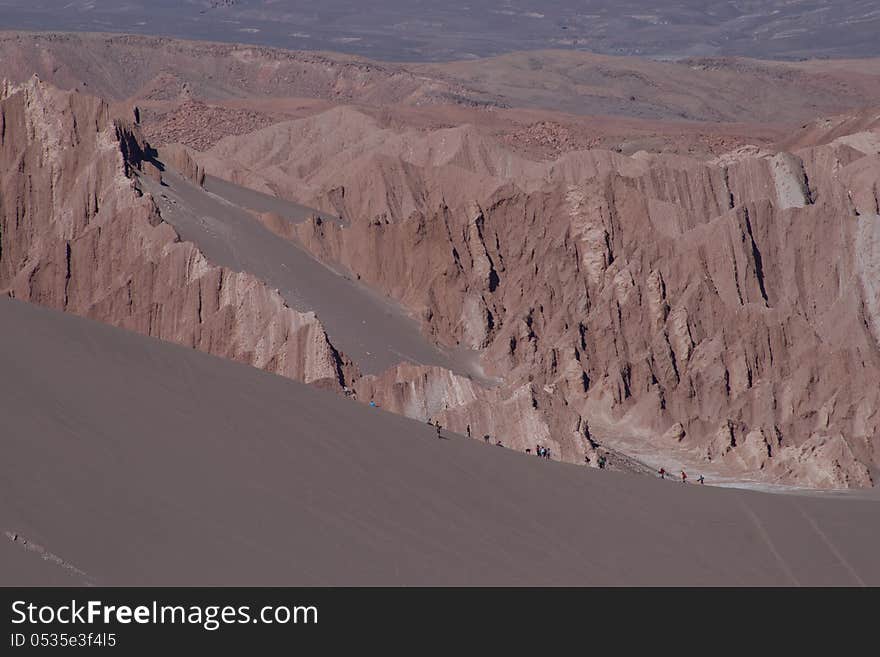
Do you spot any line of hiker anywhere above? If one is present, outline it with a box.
[425,417,710,487]
[658,467,705,485]
[427,417,708,486]
[432,423,504,447]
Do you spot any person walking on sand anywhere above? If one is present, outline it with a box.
[436,423,442,439]
[698,474,705,485]
[681,470,688,483]
[659,467,666,480]
[484,434,490,444]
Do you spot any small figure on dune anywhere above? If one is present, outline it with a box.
[681,470,688,483]
[698,474,705,485]
[484,434,490,444]
[598,455,607,469]
[658,467,666,480]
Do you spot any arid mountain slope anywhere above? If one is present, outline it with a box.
[3,297,879,585]
[4,33,880,124]
[278,111,880,488]
[417,53,880,123]
[0,32,488,107]
[779,108,880,152]
[197,107,562,221]
[0,77,481,384]
[0,77,346,387]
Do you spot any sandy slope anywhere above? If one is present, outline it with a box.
[1,297,878,586]
[0,536,85,586]
[143,170,475,377]
[203,174,333,222]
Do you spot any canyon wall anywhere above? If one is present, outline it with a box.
[291,127,880,488]
[0,78,347,388]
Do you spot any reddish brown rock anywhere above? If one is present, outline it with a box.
[158,143,206,187]
[0,78,346,388]
[285,113,880,488]
[3,71,879,489]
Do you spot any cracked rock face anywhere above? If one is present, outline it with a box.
[0,79,346,388]
[284,111,880,488]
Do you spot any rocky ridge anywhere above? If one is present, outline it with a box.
[0,78,347,388]
[280,110,880,488]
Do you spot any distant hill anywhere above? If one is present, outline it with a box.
[0,0,879,61]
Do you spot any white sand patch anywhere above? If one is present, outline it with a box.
[855,214,880,346]
[770,152,809,209]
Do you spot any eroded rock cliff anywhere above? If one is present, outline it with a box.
[0,78,346,387]
[290,119,880,487]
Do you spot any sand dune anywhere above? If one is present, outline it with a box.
[1,297,878,586]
